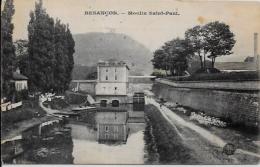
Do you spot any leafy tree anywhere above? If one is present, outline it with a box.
[53,19,67,92]
[166,38,193,75]
[14,40,30,76]
[185,21,236,70]
[28,0,56,92]
[64,26,75,90]
[152,38,192,76]
[152,49,170,75]
[27,0,75,93]
[203,21,235,68]
[185,25,207,69]
[1,0,16,97]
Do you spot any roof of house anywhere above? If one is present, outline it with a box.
[12,72,28,80]
[215,62,256,71]
[97,60,130,70]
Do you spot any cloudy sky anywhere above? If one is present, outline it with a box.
[6,0,260,62]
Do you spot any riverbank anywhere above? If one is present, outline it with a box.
[146,97,260,164]
[144,104,198,164]
[2,99,47,140]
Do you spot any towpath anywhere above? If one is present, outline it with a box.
[146,97,260,164]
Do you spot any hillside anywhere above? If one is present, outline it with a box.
[73,32,153,76]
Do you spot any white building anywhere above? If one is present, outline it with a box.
[11,68,28,91]
[95,60,129,105]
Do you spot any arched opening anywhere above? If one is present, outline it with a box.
[100,100,107,107]
[111,100,120,107]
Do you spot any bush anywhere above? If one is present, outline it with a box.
[151,71,166,78]
[43,98,69,110]
[2,109,34,125]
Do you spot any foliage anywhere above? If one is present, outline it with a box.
[152,38,193,76]
[15,40,30,76]
[151,71,166,78]
[27,0,75,93]
[86,71,97,80]
[42,97,69,110]
[1,0,16,97]
[185,21,235,69]
[203,21,236,68]
[185,25,206,69]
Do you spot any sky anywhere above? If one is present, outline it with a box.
[4,0,260,62]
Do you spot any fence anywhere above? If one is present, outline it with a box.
[1,101,23,112]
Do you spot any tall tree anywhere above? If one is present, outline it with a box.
[185,25,207,69]
[152,38,192,76]
[53,19,67,92]
[27,0,75,93]
[1,0,16,97]
[28,0,55,92]
[14,39,30,77]
[64,26,75,90]
[203,21,235,68]
[152,49,169,75]
[166,38,193,76]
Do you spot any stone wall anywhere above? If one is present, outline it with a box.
[153,81,260,128]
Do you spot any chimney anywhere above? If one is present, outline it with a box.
[254,33,259,70]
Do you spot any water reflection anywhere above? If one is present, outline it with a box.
[70,104,146,164]
[2,104,146,164]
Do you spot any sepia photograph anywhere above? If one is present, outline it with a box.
[1,0,260,165]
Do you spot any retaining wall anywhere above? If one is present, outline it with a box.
[153,80,260,128]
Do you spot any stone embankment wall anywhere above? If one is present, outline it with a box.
[153,79,260,128]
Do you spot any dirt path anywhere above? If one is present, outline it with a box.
[146,97,260,164]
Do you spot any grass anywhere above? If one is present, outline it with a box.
[42,98,69,110]
[144,105,197,164]
[2,99,46,126]
[65,91,88,104]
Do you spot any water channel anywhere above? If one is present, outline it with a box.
[1,104,148,164]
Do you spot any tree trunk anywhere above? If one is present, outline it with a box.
[203,53,206,69]
[199,55,203,69]
[211,57,216,68]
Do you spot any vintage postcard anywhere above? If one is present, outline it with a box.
[1,0,260,165]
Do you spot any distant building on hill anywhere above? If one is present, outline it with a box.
[215,62,256,72]
[244,56,255,62]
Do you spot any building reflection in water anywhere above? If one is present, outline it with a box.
[95,103,145,144]
[96,107,129,144]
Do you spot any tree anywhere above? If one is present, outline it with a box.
[1,0,16,97]
[185,21,236,70]
[185,25,207,69]
[14,40,30,76]
[166,38,193,76]
[27,0,75,93]
[28,0,55,92]
[152,49,169,75]
[203,21,235,68]
[152,38,193,76]
[53,19,67,92]
[64,26,75,90]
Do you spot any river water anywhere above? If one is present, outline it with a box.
[2,104,147,164]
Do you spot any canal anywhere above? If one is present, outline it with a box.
[1,104,149,164]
